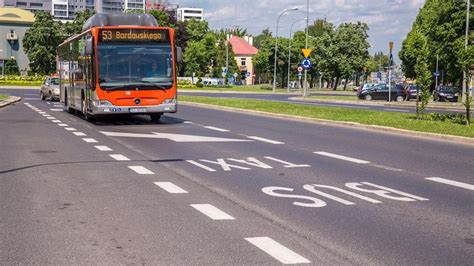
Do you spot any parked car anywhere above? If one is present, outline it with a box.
[356,83,376,94]
[357,83,407,101]
[40,76,60,101]
[405,84,420,101]
[432,86,460,102]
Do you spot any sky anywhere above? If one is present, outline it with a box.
[174,0,426,63]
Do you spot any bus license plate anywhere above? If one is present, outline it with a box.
[129,107,147,113]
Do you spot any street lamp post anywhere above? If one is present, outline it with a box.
[287,18,307,92]
[462,0,471,103]
[273,7,298,93]
[303,0,310,96]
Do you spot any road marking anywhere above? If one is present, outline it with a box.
[24,98,40,100]
[58,123,69,127]
[245,237,310,264]
[264,157,311,168]
[128,166,154,175]
[190,204,235,220]
[246,136,284,144]
[154,182,188,194]
[109,154,130,161]
[52,120,61,123]
[384,108,410,113]
[183,121,194,124]
[73,132,86,136]
[100,131,252,143]
[64,127,76,131]
[95,145,112,151]
[42,114,50,117]
[426,177,474,191]
[38,112,46,114]
[46,102,51,105]
[50,108,63,112]
[47,117,56,120]
[203,126,230,132]
[186,160,217,172]
[314,151,370,164]
[82,138,98,143]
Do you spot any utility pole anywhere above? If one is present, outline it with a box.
[435,54,439,89]
[225,37,229,84]
[303,0,309,96]
[388,42,394,102]
[287,18,306,92]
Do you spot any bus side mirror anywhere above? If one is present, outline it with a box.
[85,38,93,55]
[176,47,183,63]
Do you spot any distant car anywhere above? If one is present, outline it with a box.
[405,84,420,101]
[357,83,407,101]
[432,86,460,102]
[356,83,376,94]
[40,76,60,101]
[469,87,474,97]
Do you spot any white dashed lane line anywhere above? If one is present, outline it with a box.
[50,109,63,111]
[46,117,56,120]
[128,166,154,175]
[190,204,235,220]
[58,124,69,127]
[52,120,61,123]
[95,145,112,151]
[154,182,188,194]
[426,177,474,191]
[73,132,86,136]
[246,136,285,145]
[82,138,98,143]
[245,237,311,264]
[64,127,76,131]
[314,151,370,164]
[203,126,230,132]
[109,154,130,161]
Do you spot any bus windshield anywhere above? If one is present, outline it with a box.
[98,43,173,90]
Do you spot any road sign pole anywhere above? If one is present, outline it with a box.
[303,0,309,97]
[389,41,394,102]
[435,54,439,89]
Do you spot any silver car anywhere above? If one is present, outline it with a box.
[40,76,60,101]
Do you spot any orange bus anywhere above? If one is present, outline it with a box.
[57,13,179,121]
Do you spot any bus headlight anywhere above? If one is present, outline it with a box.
[163,98,176,104]
[99,100,113,106]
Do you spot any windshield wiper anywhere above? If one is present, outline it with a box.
[136,80,171,90]
[100,84,140,91]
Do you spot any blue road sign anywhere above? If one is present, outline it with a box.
[301,58,312,70]
[377,72,382,79]
[433,71,440,77]
[246,72,250,78]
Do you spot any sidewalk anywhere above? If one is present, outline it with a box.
[0,96,22,108]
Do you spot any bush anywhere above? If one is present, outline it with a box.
[4,60,20,75]
[196,77,203,88]
[428,112,466,125]
[260,84,272,90]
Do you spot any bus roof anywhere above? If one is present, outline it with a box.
[82,13,158,31]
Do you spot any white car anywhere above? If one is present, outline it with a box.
[40,76,60,101]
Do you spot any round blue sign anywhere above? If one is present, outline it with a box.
[301,58,312,70]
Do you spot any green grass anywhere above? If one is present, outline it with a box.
[180,96,474,138]
[0,81,42,86]
[0,94,8,100]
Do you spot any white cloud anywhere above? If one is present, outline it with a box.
[175,0,426,61]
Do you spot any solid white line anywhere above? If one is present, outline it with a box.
[94,145,112,151]
[190,204,235,220]
[128,166,154,175]
[203,126,230,132]
[64,127,76,131]
[426,177,474,191]
[109,154,130,161]
[52,120,61,123]
[58,123,69,127]
[245,237,310,264]
[82,138,98,143]
[314,151,370,164]
[384,108,410,113]
[247,136,284,144]
[154,182,188,194]
[73,132,86,136]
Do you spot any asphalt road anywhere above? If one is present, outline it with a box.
[1,88,473,264]
[180,91,463,114]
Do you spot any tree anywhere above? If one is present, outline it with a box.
[253,28,272,49]
[23,11,64,75]
[409,31,432,118]
[183,32,216,77]
[62,10,94,36]
[185,18,209,41]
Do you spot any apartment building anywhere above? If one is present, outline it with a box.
[176,7,203,22]
[0,0,51,13]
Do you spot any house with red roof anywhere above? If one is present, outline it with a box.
[228,35,258,85]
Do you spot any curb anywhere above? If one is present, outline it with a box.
[180,101,474,146]
[290,97,465,111]
[0,96,22,108]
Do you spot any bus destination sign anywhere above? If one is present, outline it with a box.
[99,29,168,43]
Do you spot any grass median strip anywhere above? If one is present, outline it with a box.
[180,96,474,138]
[0,94,8,101]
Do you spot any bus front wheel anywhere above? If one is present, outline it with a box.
[82,98,93,121]
[150,114,162,122]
